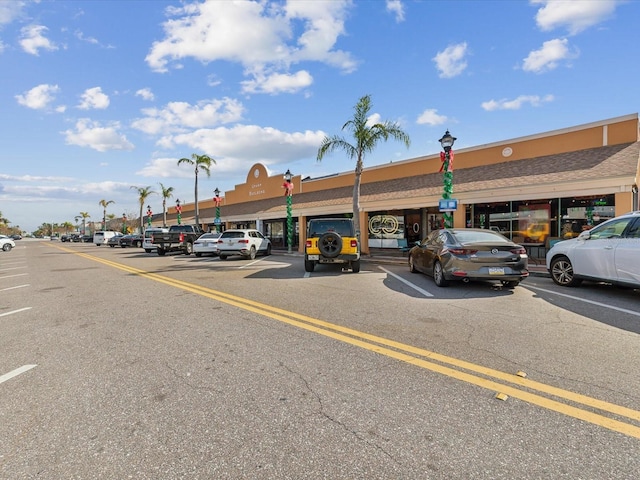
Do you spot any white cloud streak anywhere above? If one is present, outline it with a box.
[433,42,468,79]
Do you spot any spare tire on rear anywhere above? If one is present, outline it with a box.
[318,232,342,258]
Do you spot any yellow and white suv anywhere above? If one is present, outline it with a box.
[305,218,360,273]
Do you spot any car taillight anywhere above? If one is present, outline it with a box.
[306,240,312,247]
[179,233,184,242]
[446,248,477,255]
[511,246,527,254]
[239,239,249,243]
[350,240,358,248]
[151,235,155,242]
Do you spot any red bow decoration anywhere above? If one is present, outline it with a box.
[283,181,294,197]
[439,150,454,173]
[213,196,222,207]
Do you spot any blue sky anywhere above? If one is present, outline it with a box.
[0,0,637,232]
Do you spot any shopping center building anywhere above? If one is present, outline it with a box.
[157,113,640,260]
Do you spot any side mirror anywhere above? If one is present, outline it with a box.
[578,230,591,240]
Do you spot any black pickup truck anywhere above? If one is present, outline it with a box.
[151,224,205,256]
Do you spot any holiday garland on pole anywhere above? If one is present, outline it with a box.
[440,150,454,228]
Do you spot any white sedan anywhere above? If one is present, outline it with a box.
[1,235,16,252]
[193,232,221,257]
[216,229,271,260]
[546,211,640,288]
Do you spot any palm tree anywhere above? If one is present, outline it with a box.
[317,94,410,239]
[76,212,90,235]
[61,221,74,233]
[99,199,115,231]
[158,182,175,227]
[177,153,216,228]
[131,185,155,233]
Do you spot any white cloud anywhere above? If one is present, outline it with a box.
[386,0,405,22]
[63,118,135,152]
[20,24,58,55]
[532,0,619,35]
[0,1,27,26]
[15,84,60,110]
[241,69,313,94]
[433,42,468,79]
[416,109,448,126]
[131,97,245,135]
[481,94,554,111]
[135,88,155,101]
[522,38,577,73]
[145,0,356,91]
[78,87,110,110]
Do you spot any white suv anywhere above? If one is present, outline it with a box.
[1,235,16,252]
[217,229,272,260]
[546,211,640,288]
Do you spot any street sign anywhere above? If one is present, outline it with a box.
[439,199,458,212]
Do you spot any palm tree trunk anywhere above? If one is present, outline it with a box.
[352,172,362,240]
[194,168,199,227]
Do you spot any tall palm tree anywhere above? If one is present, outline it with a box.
[177,153,216,228]
[158,182,175,227]
[61,221,74,233]
[99,199,115,231]
[131,186,156,233]
[317,94,410,239]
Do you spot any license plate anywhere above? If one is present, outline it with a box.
[307,255,319,260]
[489,267,505,275]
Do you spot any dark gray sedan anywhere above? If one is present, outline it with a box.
[408,228,529,287]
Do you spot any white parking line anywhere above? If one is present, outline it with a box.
[0,365,37,385]
[525,285,640,317]
[0,284,30,292]
[0,266,27,271]
[379,266,434,297]
[0,273,28,280]
[0,307,32,317]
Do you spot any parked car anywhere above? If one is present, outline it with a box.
[1,235,16,252]
[107,234,124,247]
[217,229,271,260]
[143,227,168,253]
[119,234,143,248]
[408,228,529,287]
[81,234,93,243]
[93,231,119,246]
[546,211,640,288]
[10,234,22,240]
[194,232,221,257]
[304,218,360,273]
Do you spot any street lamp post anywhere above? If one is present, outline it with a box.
[122,213,127,234]
[213,188,222,233]
[146,205,152,228]
[176,199,182,225]
[439,130,457,229]
[283,169,294,254]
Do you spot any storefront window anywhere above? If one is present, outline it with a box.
[368,212,405,248]
[559,195,614,239]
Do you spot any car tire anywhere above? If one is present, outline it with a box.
[408,255,418,273]
[185,242,193,255]
[157,248,166,256]
[304,259,315,272]
[318,232,342,258]
[433,261,449,287]
[2,244,12,252]
[110,244,115,248]
[195,252,202,257]
[145,249,151,253]
[248,246,256,260]
[501,280,520,288]
[121,244,126,248]
[351,259,360,273]
[135,241,141,248]
[550,256,582,287]
[220,254,227,260]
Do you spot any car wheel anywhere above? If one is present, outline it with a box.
[318,232,342,258]
[110,244,115,248]
[185,242,193,255]
[220,254,227,260]
[2,244,12,252]
[145,249,151,253]
[304,259,315,272]
[433,261,449,287]
[248,246,257,260]
[501,280,520,288]
[157,248,166,256]
[195,252,202,257]
[550,256,582,287]
[121,244,126,248]
[135,241,141,248]
[351,259,360,273]
[408,255,418,273]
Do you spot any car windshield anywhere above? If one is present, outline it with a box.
[198,233,218,239]
[309,220,354,237]
[452,230,510,244]
[220,231,245,239]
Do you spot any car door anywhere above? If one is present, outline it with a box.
[569,217,633,281]
[420,231,445,274]
[613,217,640,285]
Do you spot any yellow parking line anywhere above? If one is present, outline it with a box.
[53,245,640,439]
